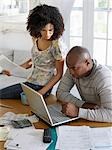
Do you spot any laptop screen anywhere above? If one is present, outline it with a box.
[21,83,79,126]
[21,83,53,125]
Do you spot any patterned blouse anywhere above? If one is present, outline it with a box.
[28,38,66,86]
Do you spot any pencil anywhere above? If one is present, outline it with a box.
[0,104,13,109]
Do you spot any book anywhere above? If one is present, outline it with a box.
[0,55,31,89]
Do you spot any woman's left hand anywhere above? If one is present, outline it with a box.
[2,69,11,76]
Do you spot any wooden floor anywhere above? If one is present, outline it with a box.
[0,95,112,150]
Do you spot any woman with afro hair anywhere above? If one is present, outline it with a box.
[0,4,65,99]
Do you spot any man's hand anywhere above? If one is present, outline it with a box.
[61,102,79,117]
[2,70,11,76]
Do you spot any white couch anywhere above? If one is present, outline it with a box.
[0,49,31,65]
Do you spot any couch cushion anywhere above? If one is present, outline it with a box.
[13,50,31,65]
[0,49,14,61]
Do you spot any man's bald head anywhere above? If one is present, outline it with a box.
[67,46,91,63]
[66,46,93,78]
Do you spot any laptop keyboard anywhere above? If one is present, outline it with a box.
[48,104,70,123]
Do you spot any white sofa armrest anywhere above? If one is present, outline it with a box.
[0,49,14,61]
[13,50,31,65]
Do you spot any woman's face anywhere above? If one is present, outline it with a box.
[40,23,54,40]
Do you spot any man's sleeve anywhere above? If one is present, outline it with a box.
[79,71,112,122]
[79,107,112,122]
[56,69,85,107]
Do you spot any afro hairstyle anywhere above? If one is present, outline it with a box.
[26,4,64,40]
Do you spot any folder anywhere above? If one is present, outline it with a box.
[47,128,57,150]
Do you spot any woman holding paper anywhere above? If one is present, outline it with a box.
[0,4,66,99]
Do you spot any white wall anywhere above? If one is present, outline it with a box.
[0,0,71,51]
[0,0,39,50]
[0,18,33,51]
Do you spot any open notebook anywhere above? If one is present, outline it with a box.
[21,83,79,126]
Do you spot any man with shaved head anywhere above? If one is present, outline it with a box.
[56,46,112,122]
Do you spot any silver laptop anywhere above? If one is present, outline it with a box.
[21,83,79,126]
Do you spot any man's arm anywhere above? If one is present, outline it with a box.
[62,97,112,122]
[56,69,85,107]
[62,102,112,122]
[79,107,112,122]
[61,70,112,122]
[79,70,112,122]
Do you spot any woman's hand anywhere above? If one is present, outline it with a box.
[2,69,11,76]
[20,58,32,69]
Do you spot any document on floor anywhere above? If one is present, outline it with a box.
[4,128,52,150]
[56,125,112,150]
[0,112,39,126]
[91,127,112,150]
[56,125,92,150]
[0,126,10,141]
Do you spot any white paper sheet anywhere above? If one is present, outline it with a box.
[0,75,26,89]
[0,126,10,141]
[4,128,51,150]
[91,127,112,149]
[56,125,92,150]
[0,55,31,78]
[0,55,31,89]
[56,125,112,150]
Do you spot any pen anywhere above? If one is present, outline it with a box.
[0,104,13,109]
[8,143,21,148]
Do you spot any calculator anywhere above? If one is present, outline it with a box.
[11,119,32,128]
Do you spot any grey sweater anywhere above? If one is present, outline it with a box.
[56,60,112,122]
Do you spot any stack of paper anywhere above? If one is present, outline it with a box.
[4,128,51,150]
[56,125,112,150]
